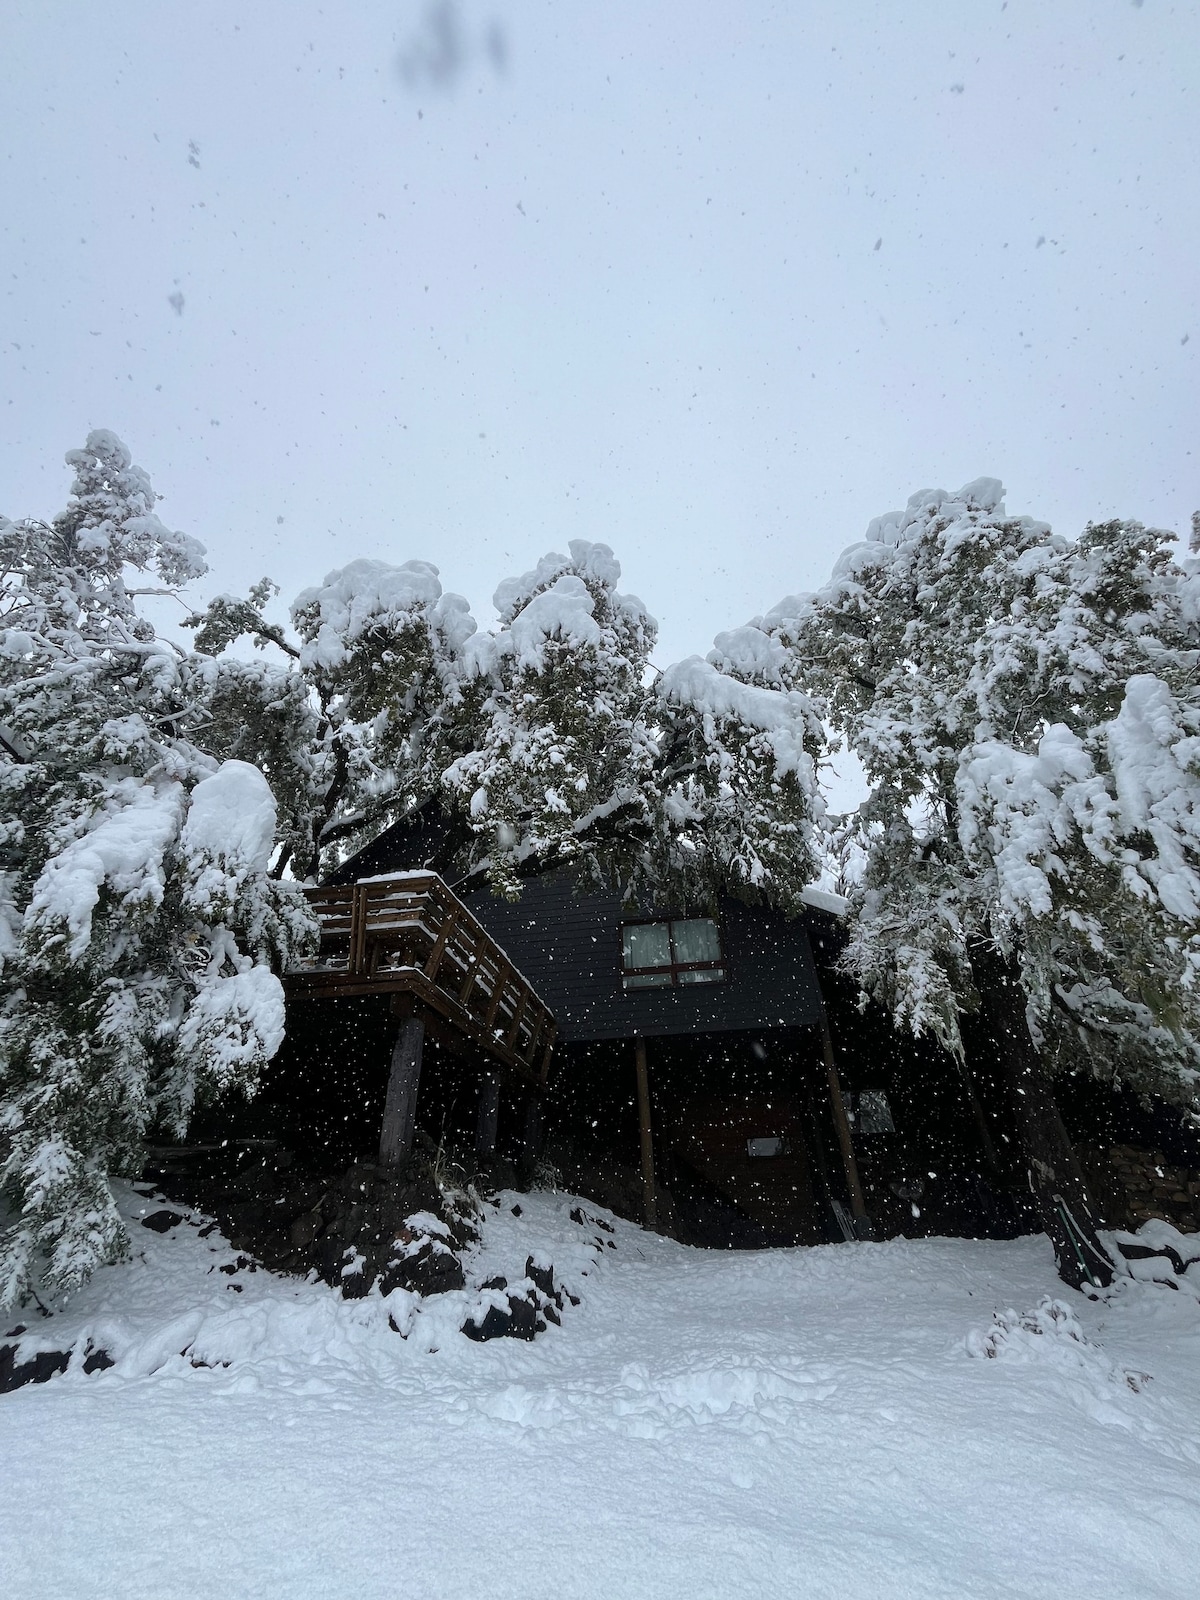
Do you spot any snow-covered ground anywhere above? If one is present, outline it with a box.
[4,1185,1200,1600]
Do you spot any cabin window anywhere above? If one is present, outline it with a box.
[621,917,725,989]
[857,1090,896,1136]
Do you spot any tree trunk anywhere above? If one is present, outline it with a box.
[517,1089,543,1185]
[379,1016,425,1168]
[820,1011,872,1237]
[968,943,1114,1290]
[634,1038,658,1231]
[475,1071,501,1164]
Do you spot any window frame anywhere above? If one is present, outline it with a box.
[620,915,727,990]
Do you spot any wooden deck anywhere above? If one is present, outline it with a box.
[286,872,556,1085]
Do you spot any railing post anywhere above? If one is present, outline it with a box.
[505,989,529,1051]
[484,964,509,1032]
[351,884,368,975]
[423,905,457,981]
[458,928,482,1007]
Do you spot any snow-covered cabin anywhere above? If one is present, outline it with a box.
[259,803,1008,1251]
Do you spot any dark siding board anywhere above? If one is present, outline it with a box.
[455,873,823,1043]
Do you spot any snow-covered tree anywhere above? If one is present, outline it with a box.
[654,655,825,915]
[441,542,660,896]
[957,516,1200,1105]
[190,560,479,881]
[197,537,827,910]
[754,478,1200,1287]
[0,433,312,1307]
[441,540,826,907]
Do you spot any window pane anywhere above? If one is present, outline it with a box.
[671,918,720,964]
[623,971,672,989]
[747,1136,784,1158]
[622,922,671,971]
[678,966,724,985]
[858,1090,895,1135]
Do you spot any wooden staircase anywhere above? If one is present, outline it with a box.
[286,872,556,1087]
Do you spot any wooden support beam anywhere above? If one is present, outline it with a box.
[475,1071,501,1162]
[536,1026,556,1087]
[958,1060,1004,1176]
[635,1036,658,1231]
[517,1089,543,1184]
[352,884,369,975]
[379,1015,425,1168]
[820,1010,870,1231]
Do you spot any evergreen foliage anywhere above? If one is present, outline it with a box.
[0,434,312,1307]
[733,479,1200,1113]
[197,539,827,908]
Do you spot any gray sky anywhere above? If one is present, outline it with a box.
[2,0,1196,666]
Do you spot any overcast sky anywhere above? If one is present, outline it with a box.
[2,0,1196,665]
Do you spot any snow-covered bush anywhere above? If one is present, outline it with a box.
[0,434,312,1307]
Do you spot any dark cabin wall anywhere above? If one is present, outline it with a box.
[329,803,465,886]
[455,873,824,1043]
[805,906,1031,1241]
[332,805,824,1043]
[331,806,825,1043]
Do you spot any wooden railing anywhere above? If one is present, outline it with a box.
[286,872,556,1083]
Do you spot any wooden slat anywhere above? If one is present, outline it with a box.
[483,961,510,1033]
[423,903,457,981]
[505,988,529,1050]
[455,924,482,1005]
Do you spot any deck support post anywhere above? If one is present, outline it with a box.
[820,1011,871,1236]
[517,1090,543,1184]
[635,1037,658,1232]
[380,1015,425,1168]
[475,1071,501,1163]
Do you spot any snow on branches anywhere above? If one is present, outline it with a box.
[190,525,826,912]
[442,542,663,896]
[655,655,825,912]
[439,541,825,907]
[769,480,1200,1108]
[0,437,312,1308]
